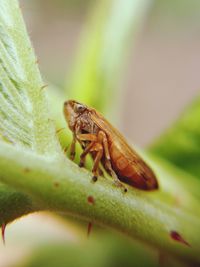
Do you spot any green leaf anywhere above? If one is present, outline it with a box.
[0,0,61,156]
[149,96,200,178]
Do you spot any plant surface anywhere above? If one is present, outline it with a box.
[0,0,200,266]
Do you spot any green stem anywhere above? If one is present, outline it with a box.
[0,141,199,264]
[0,182,39,225]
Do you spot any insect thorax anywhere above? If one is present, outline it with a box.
[77,112,99,135]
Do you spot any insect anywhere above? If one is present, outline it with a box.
[63,100,158,191]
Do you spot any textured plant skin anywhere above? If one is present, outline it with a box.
[0,141,200,265]
[0,182,40,226]
[0,0,61,155]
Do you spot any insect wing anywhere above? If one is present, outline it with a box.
[90,110,142,162]
[90,110,157,186]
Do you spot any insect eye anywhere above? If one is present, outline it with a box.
[76,104,85,113]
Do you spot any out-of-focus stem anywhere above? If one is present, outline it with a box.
[67,0,153,114]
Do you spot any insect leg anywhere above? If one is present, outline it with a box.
[105,161,126,190]
[98,166,104,177]
[76,134,97,167]
[98,131,127,192]
[90,153,104,177]
[76,133,97,142]
[69,134,76,160]
[79,141,95,167]
[91,144,103,182]
[69,121,82,160]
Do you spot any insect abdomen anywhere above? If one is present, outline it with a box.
[109,144,158,190]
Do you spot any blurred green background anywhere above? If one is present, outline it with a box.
[21,0,200,146]
[1,0,200,266]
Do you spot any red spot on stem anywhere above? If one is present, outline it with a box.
[1,223,6,245]
[87,222,93,237]
[54,181,59,187]
[87,196,95,205]
[170,231,190,247]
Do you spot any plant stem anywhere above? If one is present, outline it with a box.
[0,141,199,264]
[0,182,39,226]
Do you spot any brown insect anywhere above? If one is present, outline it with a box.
[64,100,158,191]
